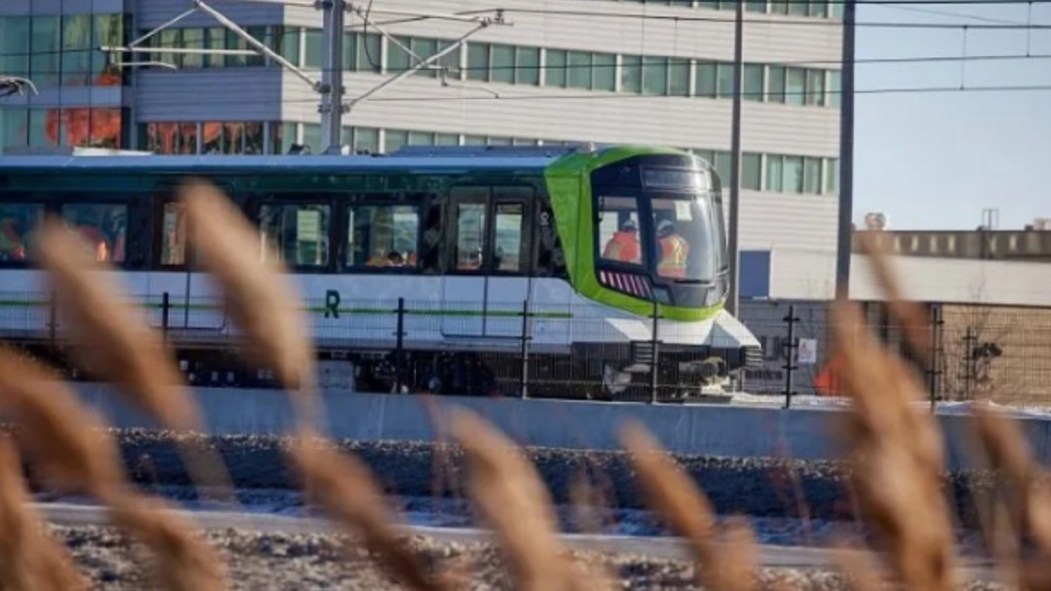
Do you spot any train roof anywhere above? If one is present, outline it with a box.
[0,145,601,174]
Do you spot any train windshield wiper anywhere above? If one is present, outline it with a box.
[672,278,708,285]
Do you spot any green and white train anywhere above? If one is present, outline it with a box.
[0,144,760,400]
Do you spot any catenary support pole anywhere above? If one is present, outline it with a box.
[320,0,346,153]
[835,0,856,300]
[726,0,744,316]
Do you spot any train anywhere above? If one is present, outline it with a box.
[0,144,761,401]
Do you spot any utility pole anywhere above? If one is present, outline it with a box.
[726,0,744,316]
[320,0,347,154]
[835,0,856,301]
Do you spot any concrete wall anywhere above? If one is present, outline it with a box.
[72,383,1051,470]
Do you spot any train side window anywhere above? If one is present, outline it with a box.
[0,203,44,263]
[492,202,525,273]
[419,199,443,274]
[258,203,331,268]
[347,203,419,269]
[454,201,487,271]
[160,201,188,266]
[61,203,128,264]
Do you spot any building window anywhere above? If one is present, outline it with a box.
[492,44,516,84]
[767,65,786,103]
[354,127,379,153]
[642,56,667,95]
[1,110,29,154]
[828,71,842,108]
[467,43,490,82]
[436,133,459,145]
[765,155,783,192]
[516,46,540,86]
[206,28,226,68]
[805,69,825,106]
[825,158,839,193]
[384,129,408,153]
[717,63,734,99]
[274,26,301,66]
[0,17,31,78]
[744,64,764,101]
[181,28,204,69]
[246,26,268,66]
[595,53,617,92]
[696,62,717,98]
[746,0,767,12]
[783,156,804,193]
[786,67,806,106]
[804,157,822,194]
[258,203,331,267]
[31,16,61,86]
[302,123,322,153]
[62,15,93,86]
[227,29,249,67]
[545,49,567,87]
[743,153,762,190]
[668,58,690,96]
[567,51,593,89]
[621,55,642,94]
[408,130,435,145]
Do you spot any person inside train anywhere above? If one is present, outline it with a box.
[386,250,405,267]
[603,218,641,264]
[656,219,689,279]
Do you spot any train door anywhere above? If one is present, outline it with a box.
[484,188,533,337]
[441,187,488,337]
[441,186,533,338]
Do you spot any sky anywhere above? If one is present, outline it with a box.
[852,1,1051,230]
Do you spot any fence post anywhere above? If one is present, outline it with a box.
[782,305,799,409]
[927,304,944,411]
[47,290,57,349]
[650,301,660,404]
[394,297,406,394]
[161,292,171,339]
[963,325,977,399]
[520,300,531,399]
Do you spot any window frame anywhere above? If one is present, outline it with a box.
[445,186,535,277]
[250,194,336,272]
[342,195,425,274]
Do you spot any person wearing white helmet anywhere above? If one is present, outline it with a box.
[656,218,689,279]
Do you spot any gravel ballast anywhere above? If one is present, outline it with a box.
[52,524,1004,591]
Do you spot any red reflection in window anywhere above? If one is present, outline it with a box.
[44,108,122,148]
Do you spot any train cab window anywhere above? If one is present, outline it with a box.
[160,201,188,266]
[0,203,43,263]
[258,203,331,268]
[454,202,487,271]
[61,203,128,264]
[493,203,525,273]
[347,204,419,269]
[597,196,642,266]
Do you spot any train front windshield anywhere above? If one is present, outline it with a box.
[595,162,728,307]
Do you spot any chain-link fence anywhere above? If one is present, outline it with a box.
[3,291,1049,407]
[738,300,1051,408]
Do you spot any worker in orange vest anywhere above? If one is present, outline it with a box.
[656,220,689,279]
[603,219,641,264]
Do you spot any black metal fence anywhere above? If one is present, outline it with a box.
[3,292,1049,407]
[739,300,1051,408]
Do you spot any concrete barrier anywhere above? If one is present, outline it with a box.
[72,383,1051,469]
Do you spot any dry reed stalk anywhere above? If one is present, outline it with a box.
[178,180,318,431]
[35,222,234,501]
[855,232,932,363]
[0,437,87,591]
[36,220,201,432]
[974,407,1051,589]
[287,438,452,591]
[447,409,587,591]
[829,300,956,591]
[0,346,124,495]
[0,346,228,591]
[620,420,758,591]
[107,495,227,591]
